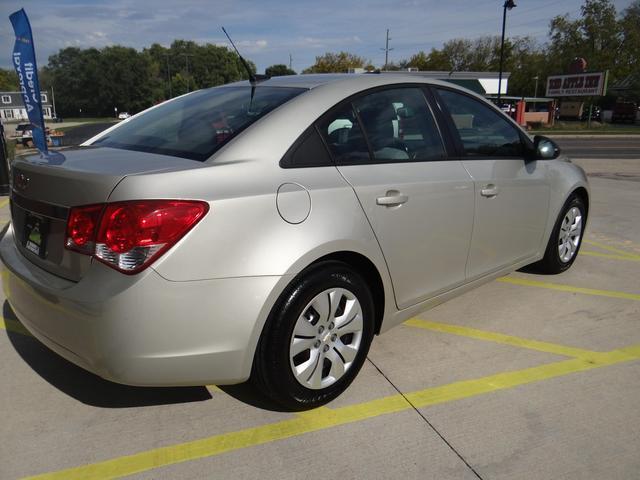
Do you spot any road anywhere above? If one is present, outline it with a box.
[552,135,640,159]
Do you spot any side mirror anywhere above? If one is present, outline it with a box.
[533,135,560,160]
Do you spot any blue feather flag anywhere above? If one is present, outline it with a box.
[10,8,48,155]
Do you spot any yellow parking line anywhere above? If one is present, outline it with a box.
[580,250,640,262]
[0,316,32,337]
[582,239,640,259]
[0,198,9,209]
[404,318,603,361]
[23,344,640,480]
[497,276,640,302]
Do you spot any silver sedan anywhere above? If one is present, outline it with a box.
[0,74,588,409]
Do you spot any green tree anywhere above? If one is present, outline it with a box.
[0,69,18,91]
[265,64,296,76]
[43,40,256,116]
[618,1,640,79]
[547,0,622,77]
[406,37,506,72]
[303,52,371,73]
[44,46,155,116]
[97,46,155,115]
[144,40,253,98]
[44,47,102,116]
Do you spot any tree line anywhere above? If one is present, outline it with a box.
[304,0,639,101]
[0,0,637,117]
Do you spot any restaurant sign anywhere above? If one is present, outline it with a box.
[546,72,608,97]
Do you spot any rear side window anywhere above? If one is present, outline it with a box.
[280,127,333,168]
[93,86,305,161]
[318,104,370,164]
[436,89,523,157]
[353,88,445,162]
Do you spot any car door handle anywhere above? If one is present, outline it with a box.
[480,184,499,197]
[376,191,408,207]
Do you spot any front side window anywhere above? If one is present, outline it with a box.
[437,89,523,157]
[353,87,445,162]
[94,86,305,161]
[318,104,370,164]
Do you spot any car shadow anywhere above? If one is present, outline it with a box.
[217,383,289,412]
[3,301,213,408]
[3,301,292,411]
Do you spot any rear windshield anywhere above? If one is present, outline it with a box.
[93,86,306,161]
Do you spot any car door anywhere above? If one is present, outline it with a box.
[434,87,550,280]
[317,86,474,310]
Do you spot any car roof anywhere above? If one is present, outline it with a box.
[222,73,455,91]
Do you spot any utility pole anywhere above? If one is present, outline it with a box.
[289,53,293,70]
[182,53,194,92]
[164,54,173,99]
[533,74,539,98]
[381,29,393,70]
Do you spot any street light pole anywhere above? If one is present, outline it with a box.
[533,75,539,98]
[497,0,516,104]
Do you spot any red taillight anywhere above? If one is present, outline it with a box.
[66,205,103,254]
[65,200,209,274]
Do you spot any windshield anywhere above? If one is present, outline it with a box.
[93,86,306,161]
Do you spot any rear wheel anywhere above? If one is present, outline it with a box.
[252,261,374,410]
[531,194,586,274]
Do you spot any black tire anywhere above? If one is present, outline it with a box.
[529,194,586,274]
[251,261,375,411]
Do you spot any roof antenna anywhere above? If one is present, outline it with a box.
[222,27,268,84]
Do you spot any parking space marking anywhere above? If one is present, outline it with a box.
[498,276,640,301]
[0,316,32,337]
[404,318,603,361]
[22,344,640,480]
[0,199,9,209]
[582,239,640,259]
[580,250,640,262]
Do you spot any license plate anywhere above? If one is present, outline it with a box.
[23,213,49,258]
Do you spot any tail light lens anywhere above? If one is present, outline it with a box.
[66,205,103,254]
[65,200,209,274]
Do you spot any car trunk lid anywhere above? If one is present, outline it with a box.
[10,147,203,281]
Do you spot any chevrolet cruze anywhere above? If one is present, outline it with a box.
[0,74,588,409]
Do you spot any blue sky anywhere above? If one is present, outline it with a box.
[1,0,635,72]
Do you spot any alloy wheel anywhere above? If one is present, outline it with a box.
[558,206,582,263]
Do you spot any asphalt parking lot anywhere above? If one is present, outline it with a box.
[1,147,639,479]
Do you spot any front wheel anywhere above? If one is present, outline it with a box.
[530,194,586,274]
[251,261,374,410]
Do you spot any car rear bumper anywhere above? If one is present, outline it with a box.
[0,223,285,386]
